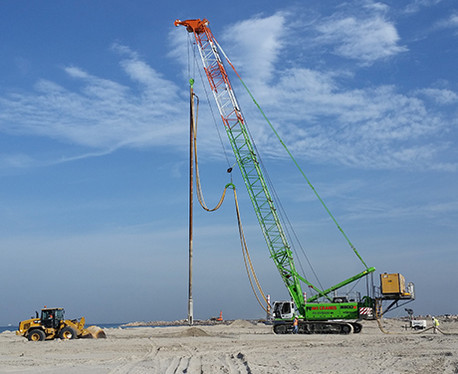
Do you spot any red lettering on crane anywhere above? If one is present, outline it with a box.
[319,306,337,310]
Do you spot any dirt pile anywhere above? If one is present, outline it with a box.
[177,327,210,337]
[230,320,254,328]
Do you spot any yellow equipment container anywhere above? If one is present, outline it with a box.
[380,273,406,295]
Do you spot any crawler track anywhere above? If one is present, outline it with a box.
[273,320,363,334]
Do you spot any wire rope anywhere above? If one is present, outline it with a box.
[193,119,269,312]
[206,39,324,293]
[191,92,228,212]
[215,40,369,270]
[233,187,269,312]
[189,71,268,312]
[259,158,324,293]
[190,39,232,170]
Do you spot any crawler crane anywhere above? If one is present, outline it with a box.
[175,18,414,334]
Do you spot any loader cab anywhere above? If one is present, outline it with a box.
[273,301,295,319]
[41,308,64,329]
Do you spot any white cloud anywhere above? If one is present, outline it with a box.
[0,153,36,169]
[0,45,187,158]
[345,196,458,223]
[364,2,390,13]
[314,13,407,65]
[0,10,455,173]
[221,13,286,82]
[434,13,458,30]
[233,63,455,170]
[405,0,444,14]
[200,11,454,171]
[416,88,458,105]
[65,66,90,79]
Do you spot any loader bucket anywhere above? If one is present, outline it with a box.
[80,325,106,339]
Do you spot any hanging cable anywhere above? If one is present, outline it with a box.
[190,39,232,170]
[233,187,269,312]
[191,35,325,294]
[190,81,268,312]
[199,37,324,292]
[191,91,229,212]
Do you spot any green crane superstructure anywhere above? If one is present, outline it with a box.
[175,18,375,333]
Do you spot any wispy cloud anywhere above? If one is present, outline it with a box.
[415,88,458,105]
[216,11,456,171]
[221,13,286,82]
[0,153,36,169]
[229,65,456,170]
[345,197,458,224]
[434,13,458,32]
[404,0,444,14]
[312,4,407,65]
[316,17,406,65]
[0,8,456,173]
[0,44,187,166]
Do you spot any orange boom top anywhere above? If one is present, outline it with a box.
[174,19,209,34]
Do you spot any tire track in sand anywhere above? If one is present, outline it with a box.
[161,342,203,374]
[107,338,159,374]
[221,352,252,374]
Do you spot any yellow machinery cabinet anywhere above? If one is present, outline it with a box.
[380,273,406,294]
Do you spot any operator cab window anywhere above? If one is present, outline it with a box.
[282,303,291,314]
[55,309,64,321]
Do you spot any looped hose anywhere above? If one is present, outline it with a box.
[233,188,269,313]
[192,92,227,212]
[192,91,268,312]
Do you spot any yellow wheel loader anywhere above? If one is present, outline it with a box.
[16,307,106,341]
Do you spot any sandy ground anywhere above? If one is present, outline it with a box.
[0,319,457,373]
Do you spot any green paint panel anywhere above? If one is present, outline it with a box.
[305,303,359,320]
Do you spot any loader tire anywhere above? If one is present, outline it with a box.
[59,326,77,340]
[28,329,46,341]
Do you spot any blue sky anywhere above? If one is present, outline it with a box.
[0,0,457,325]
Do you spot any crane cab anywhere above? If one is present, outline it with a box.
[273,301,296,319]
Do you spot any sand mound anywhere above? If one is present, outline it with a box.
[230,320,254,328]
[179,327,210,337]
